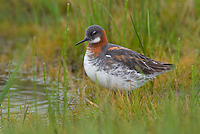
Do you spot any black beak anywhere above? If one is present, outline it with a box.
[75,37,88,46]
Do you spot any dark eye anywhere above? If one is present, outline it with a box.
[91,30,97,35]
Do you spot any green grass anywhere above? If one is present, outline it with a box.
[0,0,200,133]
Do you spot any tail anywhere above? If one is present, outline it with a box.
[146,63,175,80]
[163,63,176,71]
[147,61,176,73]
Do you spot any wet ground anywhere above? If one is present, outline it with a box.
[0,37,78,115]
[0,74,51,114]
[0,67,80,115]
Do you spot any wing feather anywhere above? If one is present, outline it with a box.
[106,46,175,75]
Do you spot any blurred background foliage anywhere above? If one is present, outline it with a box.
[0,0,199,78]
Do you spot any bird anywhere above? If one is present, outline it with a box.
[75,25,175,91]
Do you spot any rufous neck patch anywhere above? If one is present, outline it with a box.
[86,30,108,57]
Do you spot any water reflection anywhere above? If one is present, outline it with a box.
[0,75,52,114]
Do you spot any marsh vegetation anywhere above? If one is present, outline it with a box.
[0,0,200,133]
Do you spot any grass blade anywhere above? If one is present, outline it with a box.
[0,45,30,103]
[130,14,146,56]
[147,9,151,58]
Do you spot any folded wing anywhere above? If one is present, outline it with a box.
[106,46,175,75]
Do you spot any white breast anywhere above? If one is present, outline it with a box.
[83,50,148,90]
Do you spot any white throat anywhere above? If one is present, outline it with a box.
[88,37,101,44]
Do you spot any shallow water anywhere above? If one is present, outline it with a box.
[0,74,52,114]
[0,70,80,116]
[0,37,78,115]
[0,37,59,114]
